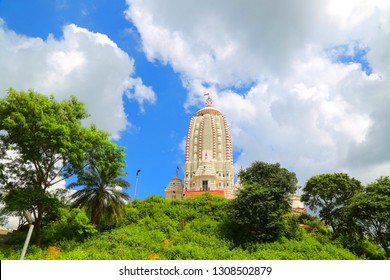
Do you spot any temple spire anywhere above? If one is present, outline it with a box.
[176,165,180,176]
[204,92,212,107]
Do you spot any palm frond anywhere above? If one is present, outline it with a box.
[69,161,130,226]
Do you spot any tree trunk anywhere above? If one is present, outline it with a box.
[34,200,44,246]
[92,203,103,227]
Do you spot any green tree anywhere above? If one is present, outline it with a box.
[228,161,298,243]
[68,139,130,228]
[349,177,390,257]
[0,88,96,245]
[42,207,97,244]
[301,173,363,234]
[1,187,68,230]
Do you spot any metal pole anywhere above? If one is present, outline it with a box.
[134,169,141,200]
[20,210,34,260]
[20,224,34,260]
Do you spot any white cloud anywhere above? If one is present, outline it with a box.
[125,77,156,113]
[325,0,387,31]
[0,21,156,139]
[125,0,390,186]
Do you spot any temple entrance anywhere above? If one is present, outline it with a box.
[202,180,209,191]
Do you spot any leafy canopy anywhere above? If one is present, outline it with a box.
[228,161,298,243]
[68,138,130,227]
[0,88,107,245]
[349,176,390,257]
[301,173,363,234]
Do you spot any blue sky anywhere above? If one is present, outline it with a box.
[0,0,190,199]
[1,0,390,201]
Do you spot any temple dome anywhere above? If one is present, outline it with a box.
[164,174,184,199]
[195,106,222,117]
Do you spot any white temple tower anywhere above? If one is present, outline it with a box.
[182,95,237,198]
[165,94,238,199]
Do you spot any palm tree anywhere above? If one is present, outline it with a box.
[67,143,130,227]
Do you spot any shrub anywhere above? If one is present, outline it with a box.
[42,208,97,244]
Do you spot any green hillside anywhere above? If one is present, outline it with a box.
[1,92,387,260]
[0,195,366,260]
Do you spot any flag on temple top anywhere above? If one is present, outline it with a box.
[204,93,210,96]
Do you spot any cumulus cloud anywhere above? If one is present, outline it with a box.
[0,20,156,139]
[125,0,390,185]
[125,77,156,113]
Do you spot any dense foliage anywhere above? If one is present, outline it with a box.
[68,137,130,228]
[348,177,390,257]
[0,88,387,260]
[0,89,89,245]
[301,173,363,234]
[0,195,366,260]
[302,173,389,259]
[42,208,98,243]
[0,89,128,245]
[228,161,298,243]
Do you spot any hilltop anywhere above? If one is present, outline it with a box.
[0,195,367,260]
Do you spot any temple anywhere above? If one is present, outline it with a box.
[165,94,240,199]
[164,94,306,214]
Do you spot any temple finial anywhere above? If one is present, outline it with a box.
[204,92,212,107]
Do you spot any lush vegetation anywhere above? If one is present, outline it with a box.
[228,161,298,243]
[0,89,388,260]
[0,195,367,260]
[67,138,130,228]
[0,89,130,245]
[302,173,364,234]
[302,173,389,258]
